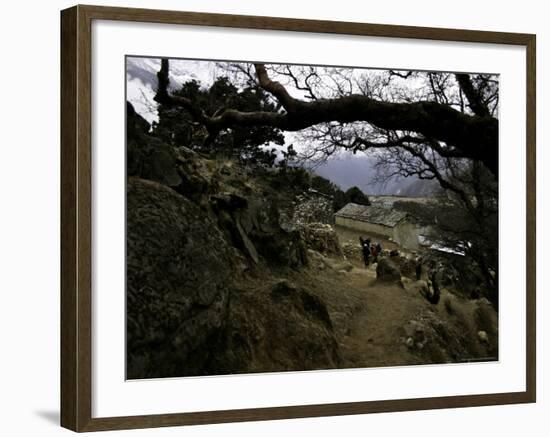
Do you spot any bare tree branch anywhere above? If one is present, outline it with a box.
[155,59,499,175]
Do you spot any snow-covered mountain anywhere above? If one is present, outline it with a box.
[126,56,218,124]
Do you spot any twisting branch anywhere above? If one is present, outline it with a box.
[253,64,297,111]
[154,59,210,125]
[154,59,499,176]
[389,70,413,79]
[291,67,318,100]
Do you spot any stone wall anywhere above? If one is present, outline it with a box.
[293,192,334,225]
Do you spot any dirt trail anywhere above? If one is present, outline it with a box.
[287,254,428,369]
[322,225,426,368]
[289,225,498,370]
[337,267,426,368]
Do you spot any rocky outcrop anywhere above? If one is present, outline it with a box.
[299,223,343,258]
[126,176,330,378]
[212,192,309,269]
[172,146,216,203]
[124,117,358,378]
[209,280,340,374]
[126,177,234,379]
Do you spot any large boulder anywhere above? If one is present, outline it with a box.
[126,177,234,379]
[239,198,308,268]
[376,257,402,284]
[209,280,340,374]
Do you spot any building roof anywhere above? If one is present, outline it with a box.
[334,202,410,228]
[368,195,434,207]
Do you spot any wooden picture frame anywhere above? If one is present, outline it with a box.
[60,4,536,432]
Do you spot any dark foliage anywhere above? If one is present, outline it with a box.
[344,186,370,206]
[266,165,369,212]
[153,77,285,166]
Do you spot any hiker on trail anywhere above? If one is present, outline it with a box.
[359,237,371,266]
[371,242,382,264]
[375,242,382,262]
[428,267,441,304]
[415,257,423,280]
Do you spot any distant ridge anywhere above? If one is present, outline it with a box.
[311,155,441,197]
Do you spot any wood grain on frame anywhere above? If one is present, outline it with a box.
[60,4,536,432]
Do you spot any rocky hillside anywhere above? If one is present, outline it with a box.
[127,104,342,378]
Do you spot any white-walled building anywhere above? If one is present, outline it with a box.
[334,202,421,250]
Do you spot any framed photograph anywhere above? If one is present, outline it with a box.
[60,4,536,432]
